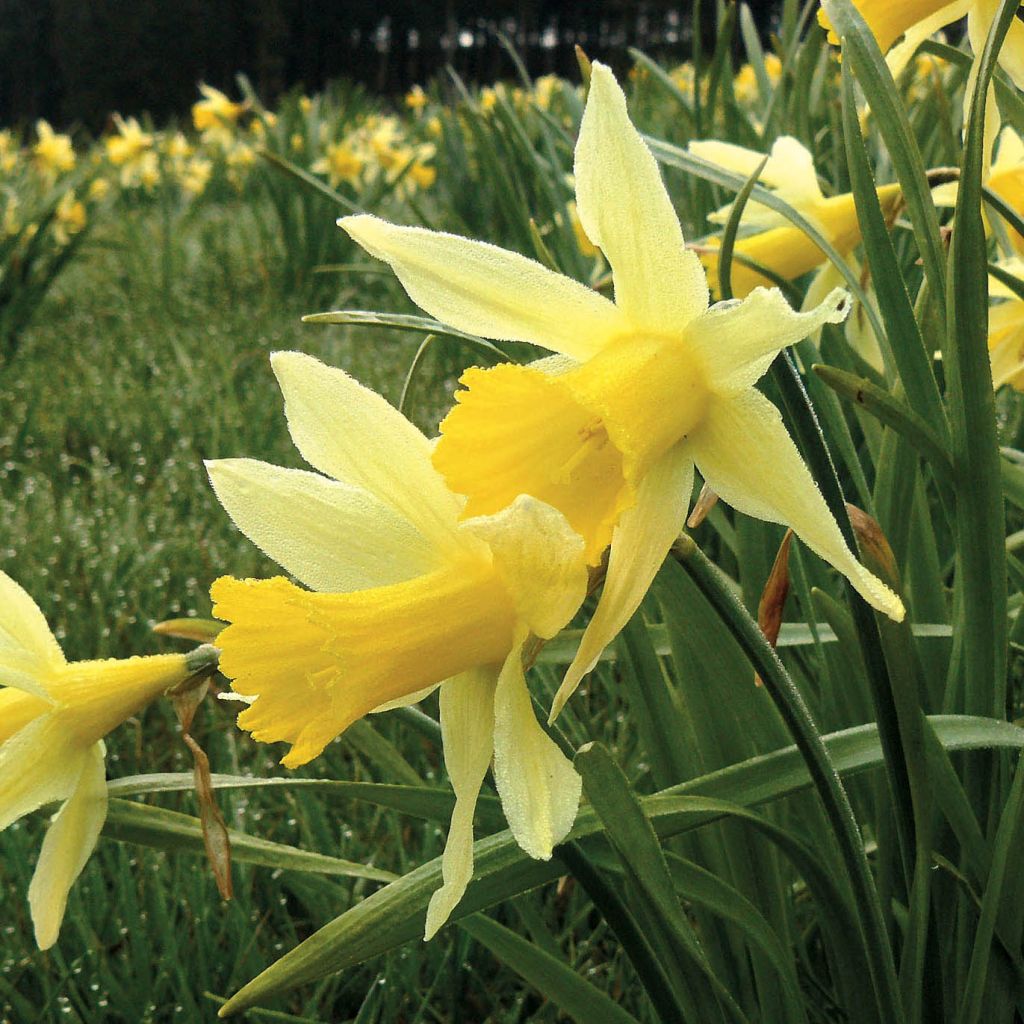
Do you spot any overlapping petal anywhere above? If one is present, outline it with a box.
[687,286,850,395]
[689,389,905,620]
[553,446,694,720]
[0,570,64,697]
[424,668,496,939]
[492,633,581,860]
[206,458,441,592]
[340,215,627,361]
[27,741,107,950]
[271,351,464,554]
[575,62,709,333]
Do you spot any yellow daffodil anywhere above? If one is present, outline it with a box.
[192,83,246,133]
[52,191,86,246]
[479,87,498,113]
[206,352,587,937]
[312,140,365,188]
[988,259,1024,389]
[32,121,75,179]
[162,132,193,161]
[0,129,19,174]
[0,570,212,949]
[405,85,428,113]
[818,0,1024,87]
[934,126,1024,251]
[340,63,904,719]
[106,115,156,189]
[179,156,213,198]
[690,134,901,297]
[299,95,313,114]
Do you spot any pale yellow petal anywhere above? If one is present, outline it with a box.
[969,0,1024,91]
[552,446,693,720]
[0,571,64,697]
[687,287,850,395]
[0,713,83,831]
[461,494,588,640]
[339,215,627,361]
[28,741,107,950]
[271,351,464,555]
[931,181,960,208]
[885,0,971,79]
[575,62,709,332]
[370,683,440,714]
[206,458,441,592]
[493,635,581,860]
[690,389,904,621]
[424,668,496,939]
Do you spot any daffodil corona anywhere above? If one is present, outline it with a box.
[207,352,587,938]
[340,62,905,722]
[0,571,211,949]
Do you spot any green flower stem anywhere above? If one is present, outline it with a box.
[672,534,905,1024]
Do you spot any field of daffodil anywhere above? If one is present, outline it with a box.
[7,1,1024,1021]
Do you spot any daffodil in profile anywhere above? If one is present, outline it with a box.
[339,62,905,721]
[206,351,587,938]
[818,0,1024,86]
[689,134,900,297]
[0,570,210,949]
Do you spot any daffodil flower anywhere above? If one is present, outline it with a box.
[689,135,900,297]
[818,0,1024,87]
[0,571,210,949]
[988,259,1024,389]
[339,62,905,721]
[933,125,1024,251]
[206,352,587,938]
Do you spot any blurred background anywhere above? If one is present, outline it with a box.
[1,0,785,128]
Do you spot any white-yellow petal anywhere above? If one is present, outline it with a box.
[271,351,464,556]
[492,635,581,860]
[886,0,970,80]
[688,286,850,395]
[689,389,905,621]
[206,458,442,592]
[552,446,693,720]
[462,494,588,640]
[424,668,496,939]
[370,683,441,715]
[575,62,709,333]
[28,740,107,950]
[968,0,1024,91]
[0,571,64,697]
[340,215,627,361]
[0,713,83,832]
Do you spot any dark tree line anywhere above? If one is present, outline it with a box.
[0,0,783,131]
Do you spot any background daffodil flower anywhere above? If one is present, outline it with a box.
[338,62,905,723]
[689,134,900,297]
[988,259,1024,390]
[818,0,1024,87]
[206,351,588,938]
[0,570,208,949]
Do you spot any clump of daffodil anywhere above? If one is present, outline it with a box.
[52,191,86,246]
[0,570,215,949]
[405,85,428,114]
[734,53,783,104]
[340,63,904,719]
[207,351,586,938]
[988,259,1024,390]
[689,134,901,297]
[32,120,75,181]
[818,0,1024,87]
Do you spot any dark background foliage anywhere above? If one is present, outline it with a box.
[0,0,784,130]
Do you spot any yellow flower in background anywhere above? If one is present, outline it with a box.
[690,134,901,296]
[2,196,21,237]
[179,156,213,197]
[0,570,212,949]
[988,259,1024,390]
[312,140,365,187]
[409,160,437,190]
[479,87,498,113]
[299,95,313,114]
[341,63,905,721]
[192,83,246,133]
[32,121,75,178]
[405,85,428,113]
[207,352,586,938]
[106,115,156,188]
[533,74,561,110]
[162,132,193,161]
[818,0,1024,87]
[734,54,782,103]
[52,191,86,246]
[0,129,19,174]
